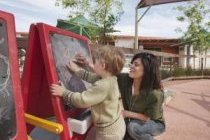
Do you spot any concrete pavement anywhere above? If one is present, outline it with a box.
[157,79,210,140]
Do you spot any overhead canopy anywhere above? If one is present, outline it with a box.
[57,15,97,38]
[138,0,192,8]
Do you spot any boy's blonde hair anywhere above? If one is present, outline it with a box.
[93,46,125,75]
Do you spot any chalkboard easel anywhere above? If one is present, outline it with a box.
[22,23,92,140]
[0,10,27,140]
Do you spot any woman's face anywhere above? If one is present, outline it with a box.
[129,58,144,79]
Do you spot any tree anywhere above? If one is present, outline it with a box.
[55,0,123,44]
[176,0,210,70]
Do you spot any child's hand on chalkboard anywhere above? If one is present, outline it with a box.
[67,61,81,73]
[75,53,94,71]
[74,53,88,65]
[50,82,66,97]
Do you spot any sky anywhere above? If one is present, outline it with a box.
[0,0,210,38]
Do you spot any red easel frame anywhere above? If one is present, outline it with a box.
[0,10,27,140]
[22,23,92,140]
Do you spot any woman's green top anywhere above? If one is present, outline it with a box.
[117,73,165,124]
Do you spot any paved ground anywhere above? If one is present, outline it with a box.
[157,79,210,140]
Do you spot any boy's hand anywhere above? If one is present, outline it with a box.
[67,61,81,73]
[75,53,94,71]
[50,83,66,97]
[75,53,89,66]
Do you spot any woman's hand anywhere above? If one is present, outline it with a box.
[50,83,66,97]
[67,61,81,73]
[122,110,150,121]
[122,110,131,118]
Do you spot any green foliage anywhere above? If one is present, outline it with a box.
[55,0,123,43]
[203,69,210,75]
[161,69,172,79]
[161,68,210,79]
[176,0,210,52]
[172,67,186,77]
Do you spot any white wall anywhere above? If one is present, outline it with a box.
[178,46,186,68]
[203,49,210,69]
[115,38,134,48]
[114,38,210,69]
[180,46,210,69]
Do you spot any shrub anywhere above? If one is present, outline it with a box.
[172,67,185,77]
[203,69,210,76]
[161,69,172,79]
[160,68,210,79]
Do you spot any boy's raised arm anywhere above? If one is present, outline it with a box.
[67,60,100,84]
[75,69,100,84]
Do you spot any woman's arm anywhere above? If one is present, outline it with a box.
[122,110,150,121]
[123,91,164,122]
[119,98,124,111]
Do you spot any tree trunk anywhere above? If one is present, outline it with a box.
[186,45,191,69]
[201,56,204,76]
[100,6,107,45]
[204,50,207,69]
[193,49,195,69]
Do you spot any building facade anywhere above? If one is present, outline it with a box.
[106,35,210,69]
[16,33,210,69]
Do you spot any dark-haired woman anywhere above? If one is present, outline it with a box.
[118,53,165,140]
[74,52,165,140]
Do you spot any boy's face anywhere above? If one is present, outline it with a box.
[93,59,105,76]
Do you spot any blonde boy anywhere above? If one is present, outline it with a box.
[51,46,125,140]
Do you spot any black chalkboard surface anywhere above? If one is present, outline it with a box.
[0,19,16,139]
[50,33,92,108]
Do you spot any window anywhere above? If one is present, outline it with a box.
[108,41,115,46]
[163,57,173,63]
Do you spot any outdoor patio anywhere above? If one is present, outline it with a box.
[157,79,210,140]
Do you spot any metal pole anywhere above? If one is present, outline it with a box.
[134,6,138,49]
[134,5,151,49]
[138,6,151,22]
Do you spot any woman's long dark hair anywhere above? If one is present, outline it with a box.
[131,52,162,92]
